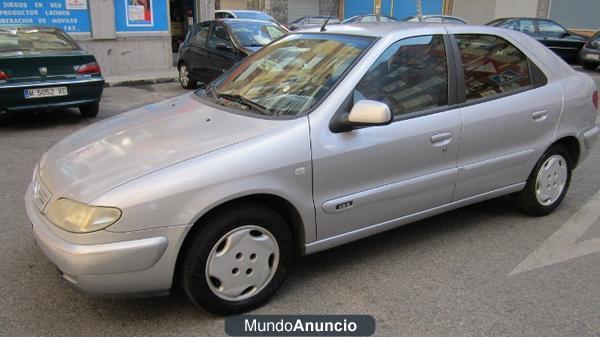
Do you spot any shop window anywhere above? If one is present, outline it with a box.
[454,34,531,101]
[353,35,448,118]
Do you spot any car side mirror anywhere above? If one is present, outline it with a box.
[560,32,570,38]
[330,100,392,133]
[216,43,233,52]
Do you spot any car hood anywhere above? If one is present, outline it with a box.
[39,93,285,203]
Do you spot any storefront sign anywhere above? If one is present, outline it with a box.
[0,0,90,32]
[126,0,153,26]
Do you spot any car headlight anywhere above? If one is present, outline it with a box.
[45,198,122,233]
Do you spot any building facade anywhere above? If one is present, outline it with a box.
[2,0,597,75]
[341,0,446,20]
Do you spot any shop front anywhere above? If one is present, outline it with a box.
[0,0,215,75]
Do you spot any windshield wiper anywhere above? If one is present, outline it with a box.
[216,92,270,115]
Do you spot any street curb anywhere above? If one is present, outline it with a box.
[104,76,178,88]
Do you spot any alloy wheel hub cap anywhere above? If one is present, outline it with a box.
[205,225,279,301]
[180,65,189,86]
[535,154,567,206]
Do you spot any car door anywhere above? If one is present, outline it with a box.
[310,34,463,240]
[535,20,581,60]
[206,22,241,82]
[186,22,211,82]
[446,29,563,200]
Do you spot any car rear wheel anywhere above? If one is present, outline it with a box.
[178,63,197,89]
[582,61,598,71]
[79,102,99,118]
[179,203,292,315]
[513,145,572,216]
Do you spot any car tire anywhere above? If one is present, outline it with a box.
[79,102,100,118]
[582,61,598,71]
[179,202,293,315]
[178,63,197,89]
[513,144,572,216]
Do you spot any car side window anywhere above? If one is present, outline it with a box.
[209,25,233,49]
[454,34,532,101]
[537,20,567,37]
[353,35,448,118]
[192,24,210,46]
[425,17,443,23]
[516,20,535,34]
[216,12,234,19]
[362,16,376,23]
[445,18,465,24]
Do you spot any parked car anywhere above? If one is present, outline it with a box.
[487,18,587,63]
[404,15,467,24]
[0,26,103,122]
[579,31,600,71]
[341,14,398,24]
[215,9,276,23]
[27,23,598,315]
[288,16,340,31]
[176,19,286,89]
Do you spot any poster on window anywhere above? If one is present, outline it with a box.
[126,0,153,26]
[66,0,88,10]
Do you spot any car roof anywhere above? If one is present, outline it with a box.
[491,17,557,22]
[216,9,267,13]
[301,22,524,39]
[213,18,278,25]
[301,21,443,37]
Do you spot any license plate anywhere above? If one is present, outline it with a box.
[24,86,68,99]
[585,54,600,61]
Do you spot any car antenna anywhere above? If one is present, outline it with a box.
[320,8,335,32]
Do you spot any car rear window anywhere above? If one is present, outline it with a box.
[0,27,78,53]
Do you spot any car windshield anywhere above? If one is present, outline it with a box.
[205,33,373,117]
[0,27,78,53]
[233,11,274,21]
[230,21,286,47]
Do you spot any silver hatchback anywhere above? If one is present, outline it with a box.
[26,23,599,314]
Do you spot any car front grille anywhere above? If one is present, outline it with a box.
[33,167,52,213]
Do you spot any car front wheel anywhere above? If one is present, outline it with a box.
[582,61,598,71]
[179,203,292,315]
[513,145,572,216]
[178,63,197,89]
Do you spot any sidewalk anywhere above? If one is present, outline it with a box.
[103,67,179,87]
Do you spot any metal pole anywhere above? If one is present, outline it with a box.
[416,0,423,22]
[374,0,382,15]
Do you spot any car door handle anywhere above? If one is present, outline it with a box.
[430,132,453,146]
[532,109,548,121]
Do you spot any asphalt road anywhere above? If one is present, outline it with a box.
[1,68,600,337]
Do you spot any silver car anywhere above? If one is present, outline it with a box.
[26,23,599,314]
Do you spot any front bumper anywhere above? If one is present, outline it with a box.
[25,184,190,296]
[580,47,600,65]
[0,77,104,113]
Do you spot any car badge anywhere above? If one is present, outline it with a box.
[39,67,48,76]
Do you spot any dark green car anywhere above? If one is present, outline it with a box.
[0,26,104,121]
